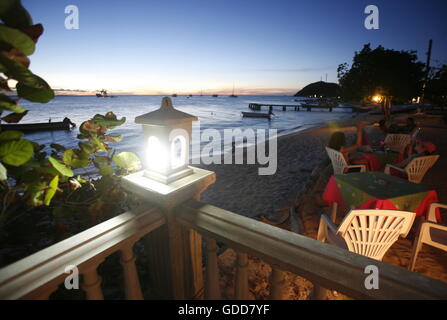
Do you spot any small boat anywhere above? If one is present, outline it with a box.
[242,112,271,119]
[172,93,177,97]
[212,94,218,97]
[229,84,238,98]
[0,118,76,133]
[96,89,116,98]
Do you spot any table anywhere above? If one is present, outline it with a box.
[350,151,403,171]
[323,172,440,221]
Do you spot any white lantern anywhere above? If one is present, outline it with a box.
[135,97,197,184]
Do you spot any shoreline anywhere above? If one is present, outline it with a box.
[197,113,379,218]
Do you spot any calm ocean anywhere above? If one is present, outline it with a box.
[20,95,353,160]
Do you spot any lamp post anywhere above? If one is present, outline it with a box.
[122,97,215,299]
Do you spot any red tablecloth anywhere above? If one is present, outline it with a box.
[323,173,440,221]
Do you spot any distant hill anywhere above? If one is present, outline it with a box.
[294,81,341,97]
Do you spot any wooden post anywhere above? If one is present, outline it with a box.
[269,267,287,300]
[312,284,328,300]
[234,252,249,299]
[204,237,221,299]
[127,168,216,300]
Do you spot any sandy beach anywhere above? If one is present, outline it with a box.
[197,112,447,299]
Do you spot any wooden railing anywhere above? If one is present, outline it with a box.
[1,198,447,300]
[0,205,164,300]
[175,200,447,300]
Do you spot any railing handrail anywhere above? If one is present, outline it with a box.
[176,200,447,300]
[0,205,165,300]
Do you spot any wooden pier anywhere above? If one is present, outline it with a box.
[248,103,356,113]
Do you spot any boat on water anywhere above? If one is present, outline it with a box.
[0,118,76,133]
[212,94,218,97]
[96,89,116,98]
[172,93,177,97]
[242,112,271,119]
[229,84,238,98]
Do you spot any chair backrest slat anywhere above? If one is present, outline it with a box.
[337,209,416,261]
[406,155,439,184]
[384,134,411,153]
[325,147,348,175]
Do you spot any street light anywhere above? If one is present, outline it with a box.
[372,95,383,103]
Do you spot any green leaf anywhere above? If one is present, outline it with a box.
[0,25,35,55]
[44,175,58,206]
[93,155,109,164]
[50,143,66,152]
[26,181,46,207]
[99,165,114,176]
[0,130,23,141]
[112,152,142,172]
[0,0,33,29]
[48,156,73,177]
[0,101,25,113]
[0,94,25,113]
[1,110,28,123]
[0,162,6,180]
[92,114,126,129]
[0,55,54,103]
[35,166,59,177]
[91,136,107,152]
[79,141,96,154]
[62,149,89,169]
[16,81,54,103]
[105,134,123,143]
[0,139,33,165]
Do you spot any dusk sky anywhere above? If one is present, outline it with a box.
[23,0,447,95]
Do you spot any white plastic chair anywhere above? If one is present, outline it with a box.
[384,154,439,184]
[318,209,416,261]
[384,133,411,154]
[408,203,447,271]
[325,147,366,175]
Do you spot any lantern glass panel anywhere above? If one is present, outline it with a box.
[147,135,167,173]
[171,135,186,169]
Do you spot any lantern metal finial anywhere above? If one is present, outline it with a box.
[160,97,174,110]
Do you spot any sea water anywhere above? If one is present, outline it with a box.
[19,95,353,161]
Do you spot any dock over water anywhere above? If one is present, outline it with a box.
[248,102,358,112]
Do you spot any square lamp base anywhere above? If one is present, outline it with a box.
[143,167,193,184]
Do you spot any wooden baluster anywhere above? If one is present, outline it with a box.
[82,262,104,300]
[235,252,249,300]
[312,284,327,300]
[269,267,287,300]
[120,243,144,300]
[204,237,221,299]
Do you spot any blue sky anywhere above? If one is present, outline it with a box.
[22,0,447,95]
